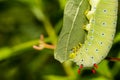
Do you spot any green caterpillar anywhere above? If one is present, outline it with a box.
[69,0,118,72]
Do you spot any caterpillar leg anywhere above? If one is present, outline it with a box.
[86,11,94,20]
[69,53,76,59]
[83,24,91,31]
[78,64,83,74]
[91,63,98,74]
[94,63,98,68]
[77,63,98,74]
[84,1,94,20]
[84,7,94,20]
[69,43,82,59]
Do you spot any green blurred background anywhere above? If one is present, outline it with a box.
[0,0,120,80]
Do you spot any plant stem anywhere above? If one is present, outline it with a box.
[105,57,120,62]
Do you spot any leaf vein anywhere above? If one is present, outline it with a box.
[65,0,84,60]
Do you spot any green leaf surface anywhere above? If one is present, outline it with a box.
[44,75,75,80]
[54,0,90,62]
[114,32,120,44]
[97,61,112,79]
[111,51,120,77]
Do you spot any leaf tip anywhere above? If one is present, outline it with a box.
[54,52,65,63]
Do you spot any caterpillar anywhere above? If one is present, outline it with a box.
[69,0,118,73]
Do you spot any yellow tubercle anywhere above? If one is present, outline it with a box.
[78,43,82,47]
[72,43,82,52]
[73,47,77,52]
[69,43,82,59]
[69,53,76,59]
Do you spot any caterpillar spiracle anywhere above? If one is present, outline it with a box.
[69,0,118,73]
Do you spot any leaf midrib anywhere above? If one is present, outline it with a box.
[65,0,84,60]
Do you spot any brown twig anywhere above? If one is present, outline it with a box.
[33,35,120,62]
[105,57,120,62]
[33,34,55,50]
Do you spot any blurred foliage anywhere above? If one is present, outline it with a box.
[0,0,119,80]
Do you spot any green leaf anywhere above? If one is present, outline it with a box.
[111,51,120,77]
[114,32,120,44]
[44,75,75,80]
[58,0,66,9]
[91,76,108,80]
[97,61,112,79]
[54,0,90,62]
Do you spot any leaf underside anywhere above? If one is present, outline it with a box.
[54,0,90,63]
